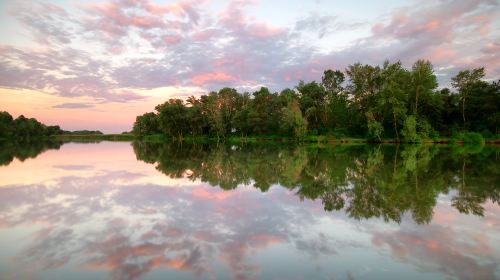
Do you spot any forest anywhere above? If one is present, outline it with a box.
[0,111,106,141]
[133,60,499,142]
[0,111,64,141]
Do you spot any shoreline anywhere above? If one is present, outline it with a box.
[49,134,500,145]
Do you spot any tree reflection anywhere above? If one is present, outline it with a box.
[133,142,499,224]
[0,140,63,166]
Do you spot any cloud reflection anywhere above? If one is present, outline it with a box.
[0,142,498,280]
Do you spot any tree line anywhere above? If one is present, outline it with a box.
[0,111,64,141]
[133,60,499,142]
[0,111,106,141]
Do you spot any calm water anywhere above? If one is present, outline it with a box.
[0,141,498,280]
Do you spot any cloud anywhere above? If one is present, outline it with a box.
[10,2,78,46]
[294,12,365,39]
[359,0,500,80]
[192,72,237,86]
[0,171,318,280]
[0,144,499,279]
[53,164,93,170]
[52,102,95,109]
[372,221,499,280]
[0,0,498,106]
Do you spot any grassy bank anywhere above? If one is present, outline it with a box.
[49,133,499,145]
[136,134,500,145]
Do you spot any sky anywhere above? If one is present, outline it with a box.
[0,0,499,133]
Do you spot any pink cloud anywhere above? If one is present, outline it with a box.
[369,1,491,42]
[192,28,220,41]
[218,0,285,41]
[372,15,447,39]
[248,23,284,39]
[482,42,500,54]
[428,47,457,62]
[372,218,499,280]
[145,1,200,23]
[85,1,165,30]
[142,2,184,16]
[464,14,492,36]
[162,35,182,45]
[191,187,235,201]
[192,72,237,86]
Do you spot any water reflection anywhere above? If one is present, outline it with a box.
[0,140,63,166]
[0,142,498,280]
[133,142,499,224]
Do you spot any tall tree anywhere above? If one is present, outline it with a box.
[0,111,14,139]
[410,60,438,118]
[247,87,283,135]
[322,69,344,94]
[322,70,349,133]
[296,81,328,133]
[346,63,382,135]
[346,63,382,109]
[232,92,252,137]
[156,99,189,139]
[133,112,160,136]
[379,61,409,141]
[281,97,308,139]
[451,67,485,128]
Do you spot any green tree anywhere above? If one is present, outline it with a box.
[0,111,14,139]
[409,60,438,117]
[346,63,382,135]
[322,69,344,94]
[247,87,283,135]
[378,61,409,141]
[322,70,349,133]
[451,67,485,128]
[366,111,383,141]
[401,115,420,143]
[281,98,308,139]
[156,99,189,139]
[296,81,328,133]
[232,92,252,137]
[186,96,210,136]
[133,112,160,136]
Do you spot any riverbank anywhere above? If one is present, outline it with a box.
[53,134,135,141]
[51,133,500,145]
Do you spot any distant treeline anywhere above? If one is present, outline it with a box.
[133,60,499,142]
[0,111,103,141]
[0,111,64,141]
[62,130,104,135]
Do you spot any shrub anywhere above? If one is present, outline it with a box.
[462,132,484,145]
[401,115,421,143]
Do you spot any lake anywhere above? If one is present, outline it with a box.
[0,141,498,280]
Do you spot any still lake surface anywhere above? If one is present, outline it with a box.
[0,141,498,280]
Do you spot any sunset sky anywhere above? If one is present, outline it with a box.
[1,0,499,133]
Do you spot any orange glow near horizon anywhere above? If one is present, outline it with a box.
[0,87,202,133]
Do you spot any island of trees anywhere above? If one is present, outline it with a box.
[133,60,499,143]
[0,111,104,141]
[0,111,64,141]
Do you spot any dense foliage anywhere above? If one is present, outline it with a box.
[134,60,499,141]
[61,130,104,135]
[0,111,64,141]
